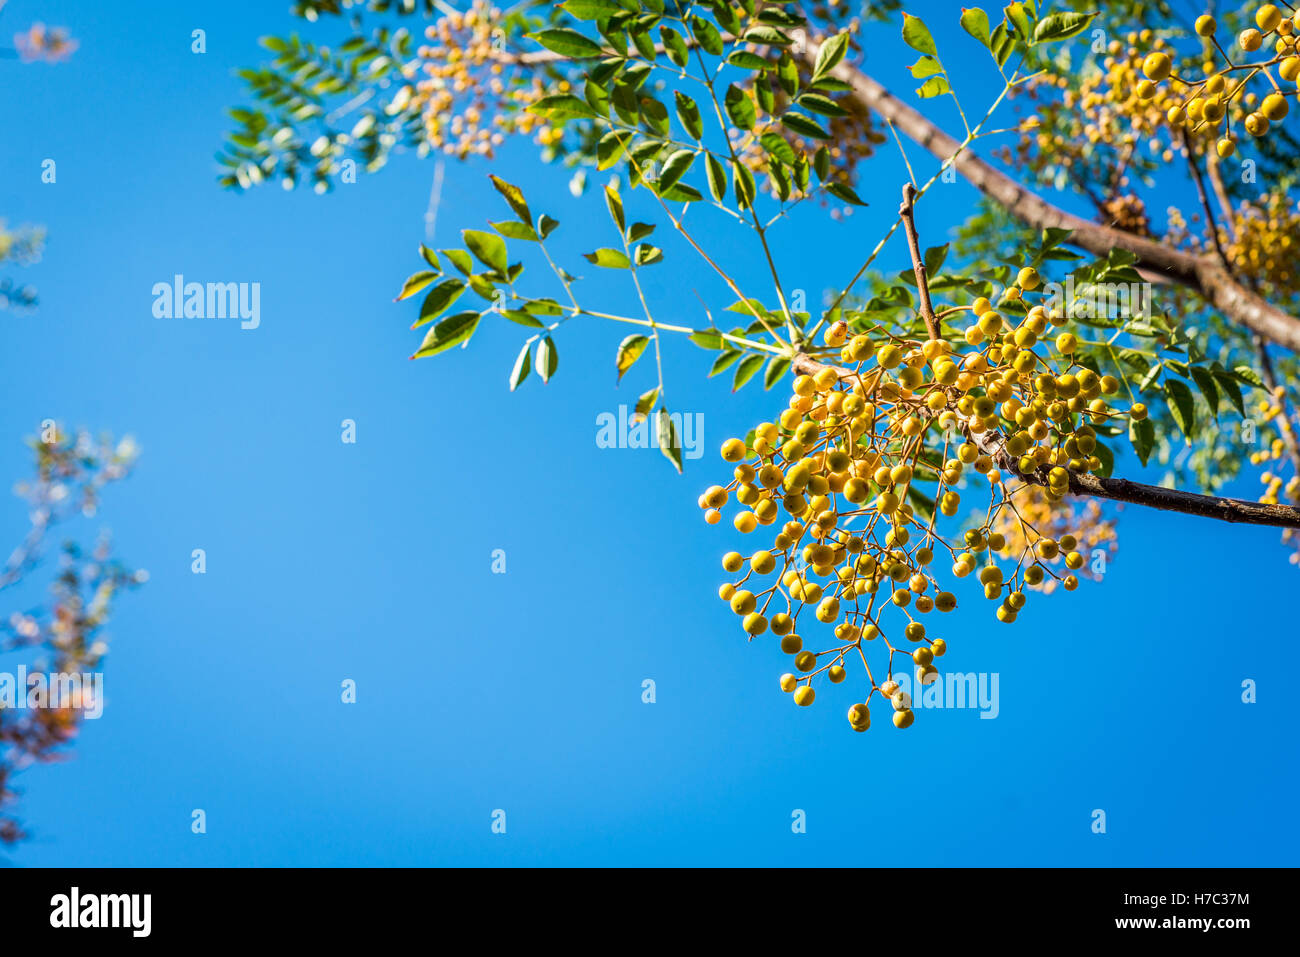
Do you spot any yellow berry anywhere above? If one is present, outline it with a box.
[793,686,815,707]
[1257,4,1282,33]
[1245,111,1270,136]
[1261,92,1289,121]
[1195,14,1216,36]
[1142,52,1172,81]
[721,438,747,462]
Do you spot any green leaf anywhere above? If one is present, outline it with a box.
[690,17,724,55]
[412,278,467,328]
[990,21,1015,66]
[1212,370,1245,415]
[630,26,657,62]
[813,146,830,180]
[616,334,649,382]
[812,31,850,79]
[523,298,564,317]
[597,130,633,170]
[759,132,797,165]
[727,50,771,71]
[1129,415,1155,465]
[797,92,848,116]
[536,336,558,383]
[960,7,991,47]
[1092,439,1114,478]
[710,350,743,376]
[628,222,656,241]
[781,112,830,140]
[916,75,951,98]
[663,176,703,203]
[689,327,724,349]
[1188,365,1220,416]
[530,28,604,58]
[489,175,532,226]
[509,342,531,391]
[901,13,938,57]
[1164,379,1196,438]
[743,25,792,46]
[396,270,438,301]
[635,243,664,265]
[492,220,538,241]
[583,248,632,269]
[1005,2,1034,42]
[724,84,756,130]
[538,215,560,240]
[604,184,625,232]
[527,94,601,121]
[733,353,765,391]
[634,387,659,419]
[763,356,791,389]
[442,248,473,276]
[657,149,696,193]
[661,26,689,66]
[560,0,623,19]
[502,309,544,328]
[826,181,868,205]
[706,153,727,202]
[733,161,756,209]
[675,91,703,140]
[463,229,507,273]
[909,55,943,79]
[418,245,441,271]
[923,243,949,277]
[1033,11,1096,43]
[1233,364,1265,388]
[777,53,799,97]
[657,407,683,473]
[413,310,481,358]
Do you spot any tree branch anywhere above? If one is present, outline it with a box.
[789,353,1300,529]
[898,183,939,340]
[804,41,1300,353]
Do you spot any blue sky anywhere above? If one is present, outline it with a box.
[0,0,1295,866]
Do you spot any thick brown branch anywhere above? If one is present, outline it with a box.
[790,353,1300,529]
[805,42,1300,353]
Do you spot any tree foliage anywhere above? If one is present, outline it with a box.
[222,0,1300,729]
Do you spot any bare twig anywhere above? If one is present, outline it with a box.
[898,184,939,341]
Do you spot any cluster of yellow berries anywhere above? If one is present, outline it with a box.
[991,495,1116,593]
[1138,5,1299,155]
[398,1,558,160]
[1004,33,1182,194]
[699,266,1137,732]
[1225,191,1300,297]
[1248,387,1300,564]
